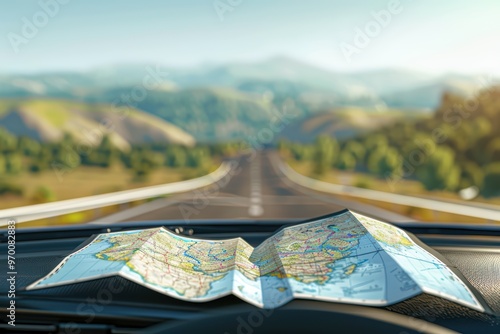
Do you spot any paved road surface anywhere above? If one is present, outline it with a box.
[94,151,410,224]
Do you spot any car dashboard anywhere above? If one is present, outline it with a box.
[1,220,499,334]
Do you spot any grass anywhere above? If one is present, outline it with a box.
[0,161,219,228]
[0,163,216,211]
[0,98,133,125]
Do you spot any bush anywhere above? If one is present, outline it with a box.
[5,153,23,174]
[0,154,5,174]
[416,146,461,191]
[336,151,356,171]
[353,176,372,189]
[367,147,401,178]
[29,163,42,173]
[32,186,56,203]
[312,135,338,175]
[459,162,483,189]
[481,163,500,198]
[0,182,24,196]
[166,148,187,167]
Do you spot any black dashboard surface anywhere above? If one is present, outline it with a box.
[1,220,499,333]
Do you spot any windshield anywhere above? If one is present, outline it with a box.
[0,0,499,229]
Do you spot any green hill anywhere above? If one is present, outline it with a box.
[86,87,279,142]
[284,86,500,198]
[0,99,195,149]
[280,107,429,143]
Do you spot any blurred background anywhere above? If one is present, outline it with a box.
[0,0,499,226]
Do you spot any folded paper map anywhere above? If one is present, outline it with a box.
[27,210,484,311]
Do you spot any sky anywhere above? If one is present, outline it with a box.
[0,0,499,75]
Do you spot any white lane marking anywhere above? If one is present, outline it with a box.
[248,156,264,217]
[248,204,264,216]
[251,197,261,204]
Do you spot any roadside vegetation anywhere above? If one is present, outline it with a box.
[279,86,500,203]
[0,131,238,209]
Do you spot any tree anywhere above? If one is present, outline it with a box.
[367,147,401,178]
[343,141,365,163]
[416,146,461,191]
[38,146,53,163]
[29,162,43,173]
[17,136,41,156]
[290,144,313,161]
[0,182,23,196]
[0,127,17,153]
[481,163,500,198]
[5,153,22,174]
[56,147,81,169]
[361,134,390,168]
[459,162,483,189]
[486,138,500,165]
[312,135,339,175]
[166,147,187,167]
[336,151,356,171]
[0,154,5,174]
[96,135,117,167]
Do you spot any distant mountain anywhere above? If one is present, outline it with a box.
[165,59,491,108]
[350,69,438,95]
[0,58,496,143]
[171,57,353,92]
[280,107,429,143]
[0,99,195,149]
[0,59,489,106]
[84,86,280,142]
[381,74,485,109]
[0,65,177,99]
[0,72,92,99]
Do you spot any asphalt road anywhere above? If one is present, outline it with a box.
[94,151,410,224]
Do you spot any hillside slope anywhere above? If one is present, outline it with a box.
[86,87,279,141]
[281,107,429,143]
[381,75,484,109]
[0,99,195,149]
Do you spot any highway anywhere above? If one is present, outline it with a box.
[94,151,410,224]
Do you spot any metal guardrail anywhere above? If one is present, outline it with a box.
[275,157,500,222]
[0,162,232,225]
